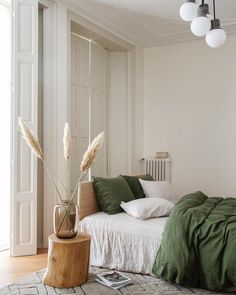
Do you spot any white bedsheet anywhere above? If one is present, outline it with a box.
[79,212,168,274]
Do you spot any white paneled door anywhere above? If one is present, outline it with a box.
[70,35,90,190]
[11,0,38,256]
[90,42,108,177]
[70,34,108,190]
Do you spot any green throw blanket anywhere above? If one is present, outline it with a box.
[152,191,236,291]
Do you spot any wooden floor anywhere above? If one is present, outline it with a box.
[0,249,48,287]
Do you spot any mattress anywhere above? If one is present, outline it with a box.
[79,212,168,274]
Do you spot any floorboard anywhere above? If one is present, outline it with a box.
[0,248,48,287]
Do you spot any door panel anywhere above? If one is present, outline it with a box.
[70,36,90,189]
[70,35,108,187]
[90,43,108,177]
[11,0,38,256]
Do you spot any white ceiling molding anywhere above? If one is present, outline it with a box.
[64,0,236,47]
[63,0,143,46]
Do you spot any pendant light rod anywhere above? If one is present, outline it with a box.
[202,0,204,5]
[213,0,216,19]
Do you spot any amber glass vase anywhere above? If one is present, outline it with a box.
[53,200,78,238]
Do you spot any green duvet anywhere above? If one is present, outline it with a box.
[152,191,236,291]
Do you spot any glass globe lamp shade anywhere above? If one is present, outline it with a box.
[206,28,226,48]
[191,16,211,37]
[180,1,198,22]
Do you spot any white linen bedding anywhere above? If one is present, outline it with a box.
[79,212,168,274]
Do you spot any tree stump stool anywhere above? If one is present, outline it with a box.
[43,233,91,288]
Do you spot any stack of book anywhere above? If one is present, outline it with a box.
[95,270,132,289]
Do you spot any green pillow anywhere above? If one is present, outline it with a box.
[121,174,154,199]
[92,176,134,214]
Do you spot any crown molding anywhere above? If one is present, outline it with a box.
[59,0,143,46]
[57,0,236,47]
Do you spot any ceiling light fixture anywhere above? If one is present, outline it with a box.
[191,1,211,37]
[180,0,198,22]
[205,0,226,48]
[180,0,226,48]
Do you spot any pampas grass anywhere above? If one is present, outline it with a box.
[18,117,43,161]
[63,122,72,198]
[18,117,63,202]
[19,117,105,234]
[18,117,105,203]
[69,132,105,203]
[63,123,72,160]
[80,131,105,173]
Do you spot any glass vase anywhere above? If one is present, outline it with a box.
[53,200,78,238]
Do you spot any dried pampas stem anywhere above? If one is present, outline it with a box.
[63,122,72,160]
[18,117,105,226]
[18,117,63,203]
[18,117,43,161]
[69,131,104,203]
[80,131,105,173]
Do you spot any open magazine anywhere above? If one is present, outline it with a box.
[96,270,132,289]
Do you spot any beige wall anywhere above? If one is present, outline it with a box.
[143,35,236,198]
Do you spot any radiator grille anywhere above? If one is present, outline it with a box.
[145,158,170,181]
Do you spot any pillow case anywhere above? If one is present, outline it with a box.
[92,176,134,214]
[120,198,174,220]
[138,179,177,204]
[121,174,154,199]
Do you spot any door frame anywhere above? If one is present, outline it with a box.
[38,0,58,247]
[0,0,11,252]
[37,1,144,246]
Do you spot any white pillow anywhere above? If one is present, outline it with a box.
[139,179,177,203]
[120,198,174,220]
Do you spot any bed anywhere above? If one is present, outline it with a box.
[78,180,168,274]
[78,181,236,291]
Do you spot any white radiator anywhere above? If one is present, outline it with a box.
[145,158,170,181]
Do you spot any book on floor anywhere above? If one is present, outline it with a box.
[95,278,132,290]
[96,270,132,289]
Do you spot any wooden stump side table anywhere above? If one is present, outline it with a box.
[43,233,91,288]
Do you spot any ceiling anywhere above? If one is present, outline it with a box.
[69,0,236,47]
